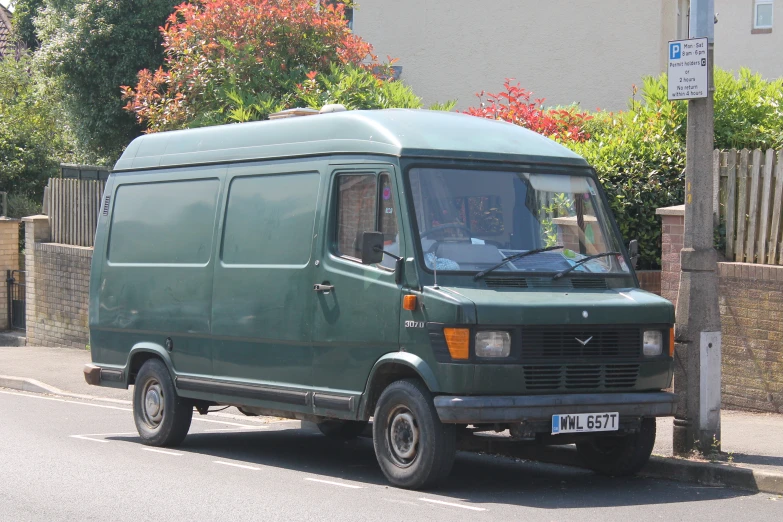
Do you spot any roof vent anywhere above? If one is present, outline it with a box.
[268,107,319,120]
[268,104,347,120]
[319,104,347,114]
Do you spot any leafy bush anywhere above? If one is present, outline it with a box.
[122,0,389,131]
[463,80,593,143]
[639,68,783,150]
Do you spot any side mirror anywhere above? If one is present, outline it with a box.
[360,231,385,265]
[628,239,639,269]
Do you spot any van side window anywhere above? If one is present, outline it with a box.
[336,174,377,259]
[222,172,320,265]
[108,179,220,264]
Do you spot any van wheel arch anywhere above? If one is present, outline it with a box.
[128,350,170,386]
[362,362,429,420]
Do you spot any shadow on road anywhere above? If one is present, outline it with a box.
[111,425,754,510]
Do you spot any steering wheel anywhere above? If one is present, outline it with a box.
[420,223,472,240]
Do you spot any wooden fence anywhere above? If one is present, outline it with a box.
[717,148,783,265]
[43,178,106,247]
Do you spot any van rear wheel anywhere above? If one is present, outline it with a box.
[372,379,455,489]
[576,417,656,476]
[133,358,193,447]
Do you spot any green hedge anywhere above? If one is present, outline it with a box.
[563,68,783,269]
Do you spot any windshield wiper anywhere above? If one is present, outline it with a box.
[552,251,621,280]
[474,245,564,281]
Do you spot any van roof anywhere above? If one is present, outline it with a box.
[113,109,588,171]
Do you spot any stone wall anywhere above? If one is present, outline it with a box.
[24,216,92,348]
[658,205,783,413]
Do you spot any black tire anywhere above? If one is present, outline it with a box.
[316,420,369,439]
[372,379,456,489]
[576,417,657,476]
[133,358,193,447]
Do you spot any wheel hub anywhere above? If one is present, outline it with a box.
[141,380,164,427]
[388,410,418,464]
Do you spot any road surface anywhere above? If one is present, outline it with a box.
[1,388,780,521]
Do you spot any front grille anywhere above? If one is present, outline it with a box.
[522,326,641,359]
[485,277,528,288]
[523,363,639,391]
[484,277,608,289]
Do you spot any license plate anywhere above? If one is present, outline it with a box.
[551,412,619,434]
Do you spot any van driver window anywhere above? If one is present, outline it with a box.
[336,172,399,268]
[336,174,377,259]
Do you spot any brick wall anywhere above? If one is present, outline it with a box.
[718,263,783,413]
[657,205,684,306]
[658,204,783,413]
[23,216,92,348]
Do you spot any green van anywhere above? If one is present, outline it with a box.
[84,108,676,489]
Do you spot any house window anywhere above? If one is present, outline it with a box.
[755,0,774,29]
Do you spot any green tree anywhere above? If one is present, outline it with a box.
[33,0,179,162]
[0,53,74,200]
[9,0,44,51]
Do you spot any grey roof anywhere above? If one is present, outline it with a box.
[114,109,588,171]
[0,5,14,60]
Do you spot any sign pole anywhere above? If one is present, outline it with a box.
[671,0,722,456]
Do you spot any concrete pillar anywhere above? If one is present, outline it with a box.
[673,43,722,455]
[0,218,21,330]
[22,215,50,345]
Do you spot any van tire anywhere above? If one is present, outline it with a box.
[576,417,656,476]
[316,420,368,439]
[133,358,193,447]
[372,379,455,489]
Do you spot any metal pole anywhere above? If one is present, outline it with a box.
[673,0,722,456]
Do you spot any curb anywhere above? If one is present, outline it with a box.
[457,435,783,495]
[0,374,131,405]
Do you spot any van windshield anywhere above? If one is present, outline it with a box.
[408,168,630,276]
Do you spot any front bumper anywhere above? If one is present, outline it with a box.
[434,392,677,424]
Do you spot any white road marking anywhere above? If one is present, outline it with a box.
[142,448,183,456]
[203,426,270,432]
[418,498,487,511]
[1,389,267,429]
[305,478,363,489]
[213,461,261,471]
[70,432,138,443]
[70,435,110,443]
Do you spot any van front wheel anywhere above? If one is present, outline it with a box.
[372,379,455,489]
[133,358,193,447]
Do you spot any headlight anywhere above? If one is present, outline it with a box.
[643,330,663,356]
[475,331,511,358]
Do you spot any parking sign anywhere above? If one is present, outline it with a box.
[667,38,708,101]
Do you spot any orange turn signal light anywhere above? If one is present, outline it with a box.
[443,328,470,360]
[403,295,417,311]
[669,328,675,357]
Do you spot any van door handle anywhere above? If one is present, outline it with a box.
[313,283,334,293]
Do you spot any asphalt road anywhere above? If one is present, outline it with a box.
[1,389,781,522]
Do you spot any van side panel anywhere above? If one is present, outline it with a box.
[211,163,321,388]
[92,167,225,375]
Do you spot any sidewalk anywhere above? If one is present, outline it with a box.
[2,344,782,494]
